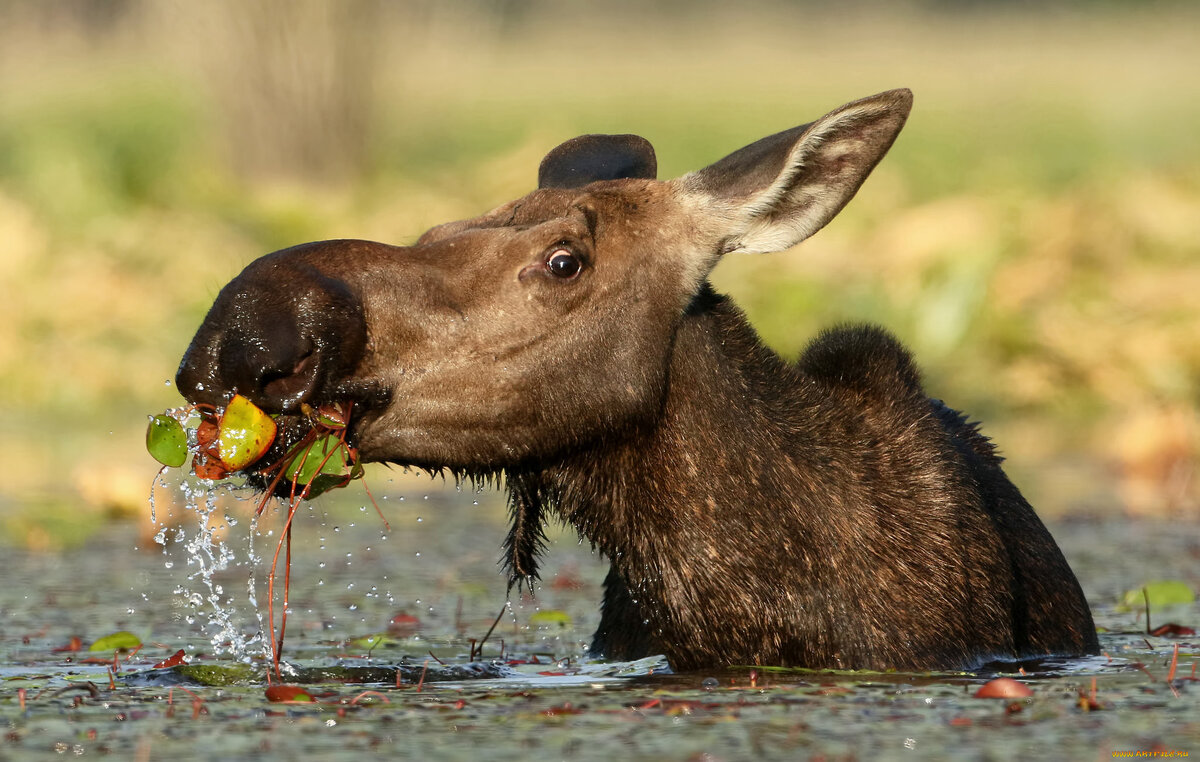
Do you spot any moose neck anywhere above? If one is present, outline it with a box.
[545,283,808,595]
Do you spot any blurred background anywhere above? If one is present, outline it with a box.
[1,0,1197,550]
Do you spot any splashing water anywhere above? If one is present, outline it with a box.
[146,400,395,671]
[148,407,270,662]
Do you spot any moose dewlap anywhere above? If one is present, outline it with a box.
[174,88,1099,671]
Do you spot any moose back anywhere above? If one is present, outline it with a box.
[176,89,1099,671]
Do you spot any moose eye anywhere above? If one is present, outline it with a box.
[546,249,582,279]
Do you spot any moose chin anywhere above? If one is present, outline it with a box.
[176,89,1099,672]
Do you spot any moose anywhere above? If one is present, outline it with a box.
[176,89,1099,671]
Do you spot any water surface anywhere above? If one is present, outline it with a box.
[2,486,1198,759]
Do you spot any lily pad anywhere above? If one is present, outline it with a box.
[89,630,142,652]
[974,677,1034,698]
[285,433,353,496]
[146,414,187,468]
[174,663,258,686]
[529,610,573,627]
[217,394,277,471]
[1117,580,1196,612]
[348,633,392,651]
[265,684,316,703]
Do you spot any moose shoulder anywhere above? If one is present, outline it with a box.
[177,89,1099,671]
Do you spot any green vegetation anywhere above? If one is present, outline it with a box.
[1,3,1197,546]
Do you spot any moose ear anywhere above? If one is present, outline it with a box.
[538,134,658,189]
[680,89,912,255]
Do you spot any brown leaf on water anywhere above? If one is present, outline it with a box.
[265,685,315,703]
[1149,623,1196,638]
[974,678,1033,699]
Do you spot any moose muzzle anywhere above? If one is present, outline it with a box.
[176,242,369,414]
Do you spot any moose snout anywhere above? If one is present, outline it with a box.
[176,246,368,413]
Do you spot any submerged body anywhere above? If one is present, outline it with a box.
[176,89,1098,670]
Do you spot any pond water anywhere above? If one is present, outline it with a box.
[2,481,1198,760]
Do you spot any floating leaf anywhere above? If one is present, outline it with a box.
[1149,622,1196,637]
[174,663,257,686]
[265,685,315,703]
[88,630,142,652]
[217,394,277,470]
[152,649,187,669]
[51,636,84,653]
[1117,580,1196,612]
[974,677,1033,699]
[388,612,421,636]
[146,414,187,468]
[349,633,391,651]
[529,610,572,627]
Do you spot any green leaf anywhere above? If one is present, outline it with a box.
[304,474,352,499]
[88,630,142,652]
[1117,580,1196,611]
[174,663,257,686]
[285,433,350,486]
[529,610,572,627]
[146,414,187,468]
[217,394,277,470]
[349,633,391,651]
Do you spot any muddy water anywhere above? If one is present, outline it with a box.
[2,482,1198,760]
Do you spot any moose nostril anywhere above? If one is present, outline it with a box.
[261,349,318,407]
